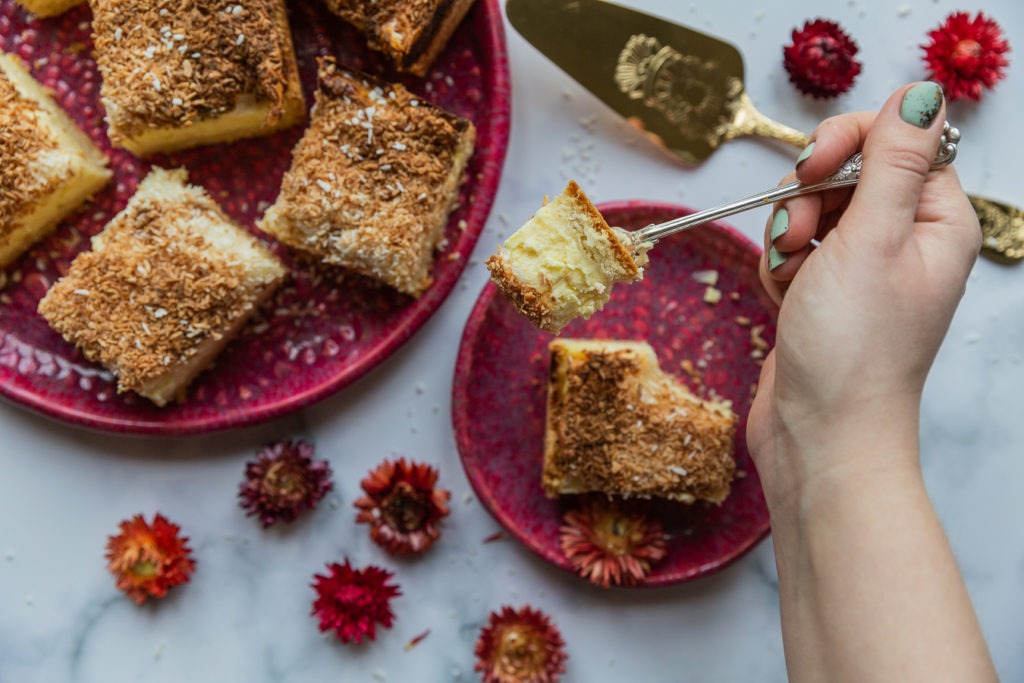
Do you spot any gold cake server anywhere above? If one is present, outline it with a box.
[971,196,1024,263]
[506,0,808,164]
[506,0,1024,263]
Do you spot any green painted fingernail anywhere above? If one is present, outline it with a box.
[796,142,815,166]
[768,246,787,271]
[900,82,943,128]
[770,208,789,242]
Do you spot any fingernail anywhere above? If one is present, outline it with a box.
[900,82,943,128]
[768,246,787,271]
[796,142,815,166]
[770,208,789,243]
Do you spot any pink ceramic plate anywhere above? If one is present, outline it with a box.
[0,0,510,435]
[453,202,776,586]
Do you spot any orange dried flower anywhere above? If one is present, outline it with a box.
[559,497,667,588]
[474,605,567,683]
[354,458,451,555]
[105,513,196,604]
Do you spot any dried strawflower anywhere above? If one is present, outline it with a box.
[354,458,451,555]
[783,19,861,98]
[311,559,401,644]
[238,440,333,527]
[559,497,667,588]
[922,11,1010,102]
[474,605,568,683]
[105,513,196,604]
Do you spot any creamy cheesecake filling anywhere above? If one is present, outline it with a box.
[486,181,644,333]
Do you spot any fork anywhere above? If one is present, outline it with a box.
[627,121,960,249]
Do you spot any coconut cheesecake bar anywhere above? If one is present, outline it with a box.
[543,339,737,504]
[0,52,111,272]
[258,57,476,297]
[321,0,478,76]
[14,0,82,17]
[38,168,287,406]
[486,181,647,334]
[89,0,305,157]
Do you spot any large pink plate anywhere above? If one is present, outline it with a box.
[0,0,510,435]
[453,202,776,586]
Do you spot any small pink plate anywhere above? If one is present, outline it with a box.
[0,0,510,435]
[452,202,776,586]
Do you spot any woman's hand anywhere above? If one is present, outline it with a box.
[744,84,995,683]
[746,82,980,510]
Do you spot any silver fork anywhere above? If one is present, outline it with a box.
[628,121,961,248]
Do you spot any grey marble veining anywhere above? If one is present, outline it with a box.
[2,0,1023,681]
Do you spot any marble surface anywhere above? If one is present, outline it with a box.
[2,1,1023,681]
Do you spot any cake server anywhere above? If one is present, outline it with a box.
[970,196,1024,263]
[506,0,1024,262]
[505,0,808,165]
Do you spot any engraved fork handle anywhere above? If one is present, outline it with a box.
[633,122,961,245]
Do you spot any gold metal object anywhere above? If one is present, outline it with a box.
[506,0,1020,262]
[506,0,806,164]
[971,196,1024,263]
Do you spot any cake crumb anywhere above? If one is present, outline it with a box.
[703,286,722,304]
[679,359,702,383]
[691,269,719,286]
[750,324,769,354]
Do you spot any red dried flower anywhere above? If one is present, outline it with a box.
[783,19,862,98]
[474,605,568,683]
[311,559,401,644]
[238,440,333,527]
[559,497,667,588]
[922,11,1010,102]
[105,513,196,604]
[354,458,451,555]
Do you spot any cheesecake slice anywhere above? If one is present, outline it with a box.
[486,181,647,334]
[14,0,82,17]
[258,57,476,297]
[0,52,111,271]
[38,168,287,406]
[543,339,737,504]
[321,0,478,76]
[89,0,305,157]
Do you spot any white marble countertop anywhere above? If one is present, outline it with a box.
[2,1,1023,681]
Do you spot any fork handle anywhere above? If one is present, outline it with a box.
[633,122,960,245]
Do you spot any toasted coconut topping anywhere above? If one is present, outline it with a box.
[0,65,70,235]
[38,170,281,394]
[544,340,737,503]
[91,0,295,140]
[322,0,468,74]
[259,57,475,296]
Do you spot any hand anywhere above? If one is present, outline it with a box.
[746,82,981,509]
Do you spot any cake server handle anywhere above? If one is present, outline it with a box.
[631,122,960,246]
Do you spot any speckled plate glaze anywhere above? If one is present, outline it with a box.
[0,0,510,435]
[453,202,775,586]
